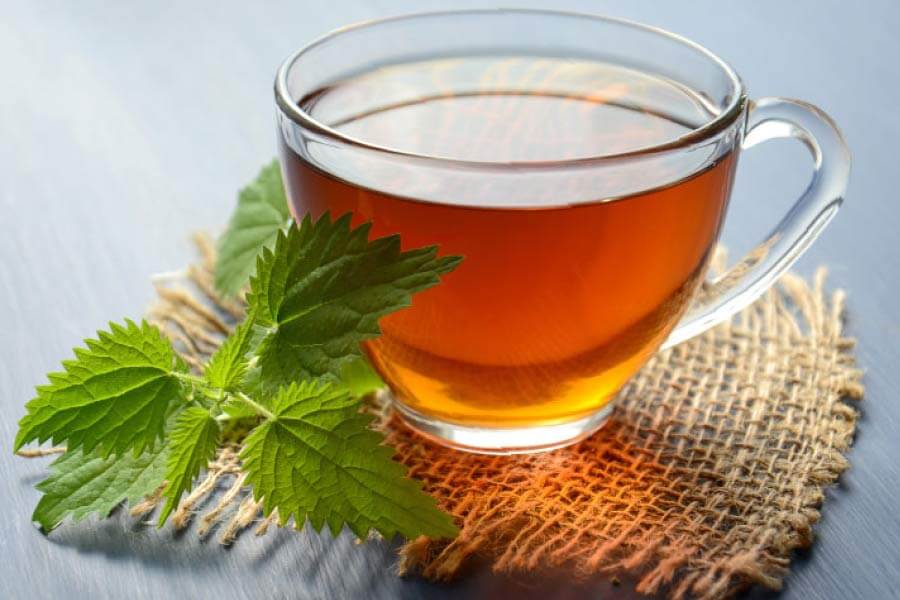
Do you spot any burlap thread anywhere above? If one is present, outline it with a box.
[32,234,863,599]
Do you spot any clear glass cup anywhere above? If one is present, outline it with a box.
[274,9,850,454]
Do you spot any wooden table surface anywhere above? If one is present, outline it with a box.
[2,1,898,598]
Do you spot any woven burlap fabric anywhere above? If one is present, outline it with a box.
[128,235,861,599]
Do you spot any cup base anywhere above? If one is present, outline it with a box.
[391,398,613,455]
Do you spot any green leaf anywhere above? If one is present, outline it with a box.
[158,406,220,525]
[32,445,168,531]
[247,213,461,391]
[337,357,384,397]
[221,365,265,420]
[240,381,458,540]
[215,161,292,296]
[15,319,188,458]
[203,319,258,391]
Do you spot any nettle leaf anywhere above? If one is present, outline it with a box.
[15,319,188,458]
[247,213,461,390]
[337,357,384,398]
[33,445,168,531]
[203,318,258,391]
[240,381,458,540]
[158,406,220,525]
[215,161,292,296]
[221,365,265,420]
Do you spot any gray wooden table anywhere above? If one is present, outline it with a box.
[2,1,898,598]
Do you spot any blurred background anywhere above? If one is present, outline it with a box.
[1,1,897,599]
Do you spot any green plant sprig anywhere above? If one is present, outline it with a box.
[14,165,461,541]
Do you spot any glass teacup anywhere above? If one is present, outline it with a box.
[275,10,850,453]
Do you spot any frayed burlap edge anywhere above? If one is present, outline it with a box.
[21,234,863,600]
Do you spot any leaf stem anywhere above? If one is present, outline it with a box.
[175,372,207,387]
[174,371,218,409]
[232,391,275,420]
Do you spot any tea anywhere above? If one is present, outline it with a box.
[280,57,736,428]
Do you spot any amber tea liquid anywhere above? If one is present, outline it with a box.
[280,58,736,428]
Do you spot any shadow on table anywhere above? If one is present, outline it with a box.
[38,504,648,599]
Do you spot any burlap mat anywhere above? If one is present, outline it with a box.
[131,234,862,599]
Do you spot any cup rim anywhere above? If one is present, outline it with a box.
[274,8,747,169]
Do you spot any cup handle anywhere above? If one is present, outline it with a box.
[662,97,851,349]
